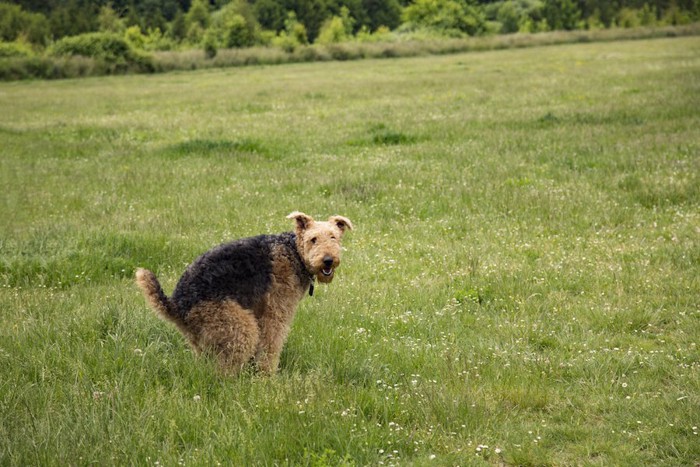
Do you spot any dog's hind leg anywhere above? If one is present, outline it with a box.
[186,301,260,376]
[254,312,295,375]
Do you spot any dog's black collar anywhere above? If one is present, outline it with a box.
[289,233,316,297]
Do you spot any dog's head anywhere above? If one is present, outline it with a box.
[287,211,353,283]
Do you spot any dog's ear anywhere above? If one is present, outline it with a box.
[328,215,353,235]
[287,211,315,232]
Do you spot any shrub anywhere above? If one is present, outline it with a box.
[49,32,154,73]
[272,12,308,52]
[586,10,605,30]
[186,23,205,44]
[226,14,255,47]
[638,5,658,26]
[125,26,175,51]
[617,8,641,28]
[208,1,260,48]
[203,31,218,58]
[543,0,580,31]
[482,0,546,34]
[355,25,393,43]
[316,16,348,44]
[402,0,486,36]
[124,26,147,49]
[324,43,362,60]
[0,41,33,58]
[0,56,90,80]
[272,32,299,52]
[496,1,520,34]
[52,32,128,61]
[286,13,308,45]
[661,5,693,26]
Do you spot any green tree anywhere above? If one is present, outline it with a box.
[0,2,50,45]
[98,3,126,33]
[254,0,288,32]
[543,0,581,30]
[661,3,693,25]
[287,0,329,42]
[168,7,187,40]
[271,11,308,51]
[185,0,210,43]
[208,0,260,48]
[48,0,98,38]
[363,0,402,30]
[497,1,520,33]
[317,16,346,43]
[285,11,309,44]
[639,4,658,26]
[139,0,168,31]
[402,0,485,36]
[185,0,211,30]
[488,0,546,34]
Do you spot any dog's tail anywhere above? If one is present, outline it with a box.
[135,268,188,333]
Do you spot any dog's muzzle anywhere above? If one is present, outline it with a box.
[320,256,335,279]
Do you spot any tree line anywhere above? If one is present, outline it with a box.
[2,0,698,51]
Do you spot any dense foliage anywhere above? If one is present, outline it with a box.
[49,32,155,71]
[2,0,698,50]
[0,0,697,78]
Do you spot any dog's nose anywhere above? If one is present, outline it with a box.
[323,256,334,267]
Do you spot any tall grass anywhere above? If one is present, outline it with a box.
[1,36,699,465]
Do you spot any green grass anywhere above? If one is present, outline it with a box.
[1,36,699,465]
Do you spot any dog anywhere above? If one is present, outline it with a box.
[135,211,353,375]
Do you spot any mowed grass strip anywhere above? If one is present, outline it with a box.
[1,36,699,465]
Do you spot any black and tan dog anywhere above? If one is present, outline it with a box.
[136,212,353,375]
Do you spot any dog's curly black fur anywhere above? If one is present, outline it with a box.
[171,233,311,319]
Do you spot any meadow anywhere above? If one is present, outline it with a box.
[1,35,699,465]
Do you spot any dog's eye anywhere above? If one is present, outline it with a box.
[310,237,317,244]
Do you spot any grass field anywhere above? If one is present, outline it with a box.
[1,36,699,465]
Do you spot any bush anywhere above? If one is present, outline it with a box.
[125,26,176,51]
[206,0,260,48]
[661,5,693,26]
[0,41,33,58]
[51,32,129,61]
[316,16,348,44]
[617,8,641,28]
[222,13,256,47]
[49,33,154,73]
[271,12,308,52]
[272,32,300,52]
[203,31,218,58]
[496,1,520,33]
[124,26,147,49]
[402,0,486,36]
[355,25,393,43]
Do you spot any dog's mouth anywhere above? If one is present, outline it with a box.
[317,266,335,283]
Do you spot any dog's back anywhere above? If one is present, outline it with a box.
[170,232,307,318]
